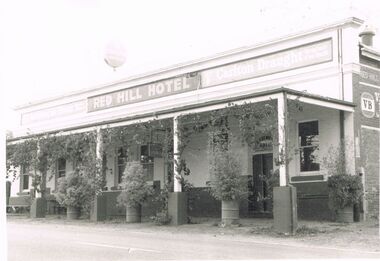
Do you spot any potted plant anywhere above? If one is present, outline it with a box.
[327,174,363,222]
[324,144,363,222]
[55,168,92,220]
[117,161,153,223]
[208,144,247,226]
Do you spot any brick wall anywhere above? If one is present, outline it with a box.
[353,57,380,220]
[361,128,380,220]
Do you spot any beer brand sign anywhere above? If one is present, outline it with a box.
[359,66,380,120]
[361,91,380,119]
[21,100,86,125]
[87,74,200,112]
[201,38,333,87]
[360,67,380,86]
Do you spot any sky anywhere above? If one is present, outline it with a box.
[1,0,380,131]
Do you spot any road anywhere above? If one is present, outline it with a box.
[7,220,380,260]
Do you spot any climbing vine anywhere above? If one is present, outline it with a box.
[6,97,302,219]
[6,130,105,214]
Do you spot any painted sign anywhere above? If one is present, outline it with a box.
[360,67,380,86]
[359,66,380,120]
[361,92,376,118]
[88,74,200,112]
[21,100,86,125]
[201,38,333,87]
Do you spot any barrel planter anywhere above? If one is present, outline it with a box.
[126,204,142,223]
[67,206,80,220]
[221,200,239,225]
[336,205,354,223]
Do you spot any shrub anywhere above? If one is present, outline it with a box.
[55,168,93,210]
[323,143,363,211]
[117,161,153,208]
[327,174,363,210]
[323,141,363,212]
[150,211,171,225]
[208,145,247,201]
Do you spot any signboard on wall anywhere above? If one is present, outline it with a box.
[356,65,380,128]
[360,66,380,86]
[21,100,86,125]
[87,73,200,112]
[361,92,377,118]
[201,38,333,87]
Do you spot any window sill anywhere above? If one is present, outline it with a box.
[291,174,325,182]
[17,191,30,196]
[298,170,322,175]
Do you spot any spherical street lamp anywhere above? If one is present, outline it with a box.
[104,41,126,71]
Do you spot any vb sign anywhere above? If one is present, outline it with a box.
[361,92,375,118]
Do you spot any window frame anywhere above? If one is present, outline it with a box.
[140,144,154,182]
[116,146,128,184]
[21,165,30,192]
[57,158,66,178]
[297,119,320,174]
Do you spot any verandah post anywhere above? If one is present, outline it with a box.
[273,91,297,235]
[91,127,106,221]
[173,115,182,192]
[30,140,46,218]
[96,127,102,161]
[168,115,187,225]
[277,92,287,186]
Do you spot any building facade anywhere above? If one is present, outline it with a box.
[7,17,380,221]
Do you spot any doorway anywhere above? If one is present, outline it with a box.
[248,153,273,216]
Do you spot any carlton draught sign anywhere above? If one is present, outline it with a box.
[87,74,200,112]
[202,38,333,87]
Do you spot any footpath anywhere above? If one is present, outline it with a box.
[7,215,380,254]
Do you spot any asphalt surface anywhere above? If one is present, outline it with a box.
[7,220,380,260]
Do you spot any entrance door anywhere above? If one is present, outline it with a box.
[249,153,273,216]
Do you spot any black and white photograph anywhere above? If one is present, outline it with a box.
[1,1,380,260]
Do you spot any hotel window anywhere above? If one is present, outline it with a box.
[21,165,29,190]
[298,120,320,172]
[57,158,66,178]
[117,147,128,184]
[140,145,154,181]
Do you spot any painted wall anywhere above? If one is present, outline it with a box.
[288,76,341,100]
[153,157,165,189]
[45,160,74,193]
[182,130,210,187]
[288,103,341,179]
[183,103,341,188]
[104,141,166,190]
[7,167,20,197]
[7,166,36,198]
[183,116,250,187]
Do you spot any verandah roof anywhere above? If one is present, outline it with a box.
[7,87,355,143]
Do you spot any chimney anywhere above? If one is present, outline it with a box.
[359,25,376,46]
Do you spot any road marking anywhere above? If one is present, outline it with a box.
[76,241,161,253]
[228,239,380,255]
[129,231,154,235]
